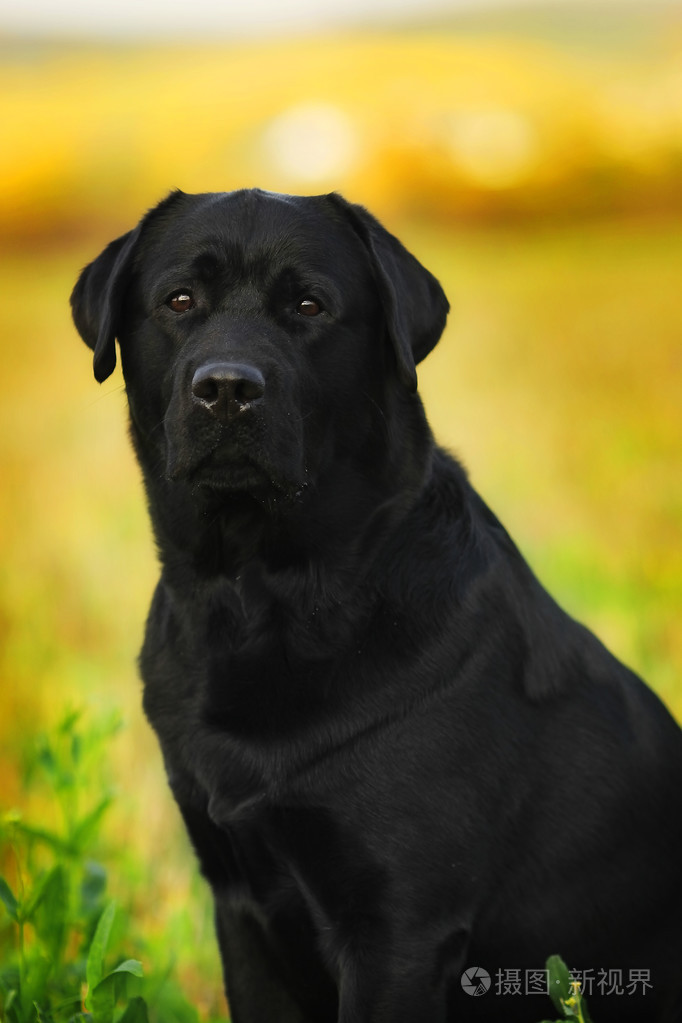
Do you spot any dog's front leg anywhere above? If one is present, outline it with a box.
[215,899,315,1023]
[336,947,455,1023]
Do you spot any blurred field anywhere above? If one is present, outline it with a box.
[2,6,682,1016]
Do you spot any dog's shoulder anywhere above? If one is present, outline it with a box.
[409,449,672,721]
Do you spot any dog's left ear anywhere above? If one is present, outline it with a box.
[70,225,143,383]
[327,194,450,392]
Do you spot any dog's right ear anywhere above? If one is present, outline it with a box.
[71,190,188,383]
[70,225,142,383]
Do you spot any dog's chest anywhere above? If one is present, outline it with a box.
[142,578,346,809]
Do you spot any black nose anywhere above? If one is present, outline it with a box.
[191,362,266,421]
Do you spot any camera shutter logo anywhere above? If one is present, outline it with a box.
[461,966,492,996]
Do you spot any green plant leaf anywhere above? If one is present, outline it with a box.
[72,797,114,850]
[50,992,85,1022]
[10,820,73,857]
[547,954,573,1013]
[58,709,83,735]
[87,901,117,994]
[545,954,593,1022]
[71,732,83,766]
[0,876,19,921]
[36,741,58,780]
[87,963,142,1023]
[19,952,51,1020]
[3,988,18,1015]
[110,961,144,979]
[117,996,149,1023]
[89,975,116,1023]
[33,865,69,961]
[25,863,67,917]
[81,861,108,917]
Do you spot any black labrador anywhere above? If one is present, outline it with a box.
[71,189,682,1023]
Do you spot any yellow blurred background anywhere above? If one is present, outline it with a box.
[2,1,681,1013]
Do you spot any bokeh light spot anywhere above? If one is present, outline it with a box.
[446,107,539,189]
[262,102,358,183]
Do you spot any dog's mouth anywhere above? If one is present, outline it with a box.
[167,438,301,504]
[193,456,273,494]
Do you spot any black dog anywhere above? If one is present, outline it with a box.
[71,189,682,1022]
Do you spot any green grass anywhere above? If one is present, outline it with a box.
[0,711,228,1023]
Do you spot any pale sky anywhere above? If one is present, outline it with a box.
[0,0,639,39]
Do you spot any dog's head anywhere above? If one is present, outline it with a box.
[71,190,449,556]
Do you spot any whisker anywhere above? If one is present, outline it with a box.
[85,383,127,408]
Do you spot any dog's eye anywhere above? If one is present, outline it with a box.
[167,291,194,313]
[296,298,322,317]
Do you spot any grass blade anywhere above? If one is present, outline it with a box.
[86,900,117,993]
[0,876,19,922]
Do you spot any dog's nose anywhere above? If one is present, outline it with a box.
[191,362,265,420]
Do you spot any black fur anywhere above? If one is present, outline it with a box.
[72,189,682,1022]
